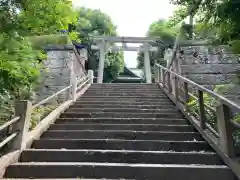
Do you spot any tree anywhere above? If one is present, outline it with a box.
[137,19,177,70]
[169,0,240,46]
[0,0,77,119]
[75,7,124,82]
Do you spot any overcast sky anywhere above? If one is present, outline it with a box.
[72,0,175,68]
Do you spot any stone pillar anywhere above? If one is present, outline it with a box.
[97,41,105,83]
[144,44,152,83]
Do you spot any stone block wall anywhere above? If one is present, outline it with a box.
[179,45,240,85]
[174,42,240,104]
[36,45,87,102]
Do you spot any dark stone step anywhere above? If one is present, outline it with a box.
[60,112,184,118]
[85,90,165,94]
[32,139,212,151]
[5,162,233,179]
[42,130,202,141]
[87,89,162,92]
[84,91,165,95]
[55,118,189,125]
[66,108,179,114]
[2,178,121,180]
[70,104,176,109]
[48,124,195,132]
[74,101,175,105]
[79,96,170,100]
[82,94,168,97]
[88,87,159,89]
[20,149,222,165]
[89,84,158,88]
[76,99,172,103]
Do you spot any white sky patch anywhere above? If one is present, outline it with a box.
[72,0,175,68]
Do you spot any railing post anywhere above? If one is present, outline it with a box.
[174,75,179,102]
[167,72,171,93]
[160,68,165,87]
[183,82,189,109]
[88,70,94,84]
[69,75,77,100]
[157,67,160,83]
[198,90,206,129]
[155,67,160,83]
[12,100,31,150]
[216,103,235,157]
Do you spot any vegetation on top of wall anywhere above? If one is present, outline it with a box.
[28,35,72,49]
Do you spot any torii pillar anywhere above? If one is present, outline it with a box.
[97,40,105,83]
[144,43,152,83]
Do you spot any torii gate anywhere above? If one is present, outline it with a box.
[91,36,158,83]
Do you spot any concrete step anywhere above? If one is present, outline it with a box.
[4,162,233,179]
[83,92,166,95]
[88,87,159,90]
[86,89,163,92]
[85,90,165,94]
[2,179,121,180]
[20,149,222,165]
[32,139,212,151]
[60,112,184,118]
[78,96,171,100]
[48,124,195,132]
[89,85,158,88]
[90,83,157,86]
[74,101,175,105]
[55,118,189,125]
[70,104,176,109]
[66,108,179,113]
[82,94,168,97]
[42,130,202,141]
[76,99,172,103]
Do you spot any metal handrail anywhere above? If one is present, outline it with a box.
[33,74,91,109]
[155,63,240,111]
[77,77,92,91]
[0,117,20,133]
[0,133,17,149]
[32,85,72,109]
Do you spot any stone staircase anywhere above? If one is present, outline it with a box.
[3,84,235,179]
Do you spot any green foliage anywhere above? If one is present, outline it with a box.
[0,0,77,123]
[187,85,240,147]
[18,0,77,36]
[104,52,124,82]
[0,34,41,119]
[76,7,117,42]
[137,19,177,71]
[167,5,188,27]
[169,0,240,52]
[28,35,72,49]
[75,7,124,82]
[31,104,58,129]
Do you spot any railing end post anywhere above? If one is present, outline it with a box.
[216,103,235,157]
[12,100,32,150]
[88,70,94,84]
[69,75,77,100]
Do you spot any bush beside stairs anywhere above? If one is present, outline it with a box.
[3,83,236,179]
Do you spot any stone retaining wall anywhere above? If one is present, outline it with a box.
[36,45,87,102]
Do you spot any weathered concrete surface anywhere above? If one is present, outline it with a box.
[36,45,87,102]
